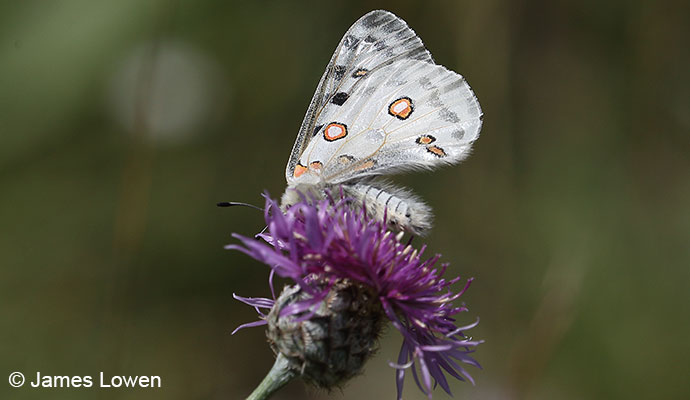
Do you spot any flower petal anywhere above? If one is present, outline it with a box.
[229,192,482,398]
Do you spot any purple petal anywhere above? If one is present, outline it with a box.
[410,359,428,397]
[231,319,267,335]
[426,354,452,395]
[268,269,276,299]
[303,204,323,250]
[232,293,274,309]
[417,349,433,394]
[228,191,482,398]
[419,344,454,352]
[445,318,480,337]
[394,340,411,400]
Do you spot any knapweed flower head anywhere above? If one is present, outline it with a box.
[228,192,481,399]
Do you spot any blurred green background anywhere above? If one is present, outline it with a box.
[1,0,689,399]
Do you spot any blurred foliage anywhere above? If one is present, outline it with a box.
[1,0,689,399]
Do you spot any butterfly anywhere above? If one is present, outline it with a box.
[281,10,482,236]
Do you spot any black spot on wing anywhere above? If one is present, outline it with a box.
[312,124,324,138]
[416,134,437,145]
[331,92,349,106]
[426,145,447,158]
[352,68,369,78]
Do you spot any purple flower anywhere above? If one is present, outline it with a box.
[228,193,481,399]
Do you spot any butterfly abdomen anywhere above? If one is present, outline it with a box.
[280,181,432,235]
[344,183,432,236]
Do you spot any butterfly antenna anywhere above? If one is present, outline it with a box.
[216,201,264,212]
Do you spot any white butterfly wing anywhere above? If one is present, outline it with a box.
[286,10,482,187]
[285,10,434,184]
[306,59,482,183]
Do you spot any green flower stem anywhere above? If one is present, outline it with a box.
[246,353,296,400]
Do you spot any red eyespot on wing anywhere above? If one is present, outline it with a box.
[416,134,436,145]
[294,163,308,177]
[388,97,414,120]
[426,145,447,157]
[324,122,348,141]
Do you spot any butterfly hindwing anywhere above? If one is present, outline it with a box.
[299,58,482,184]
[285,10,434,184]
